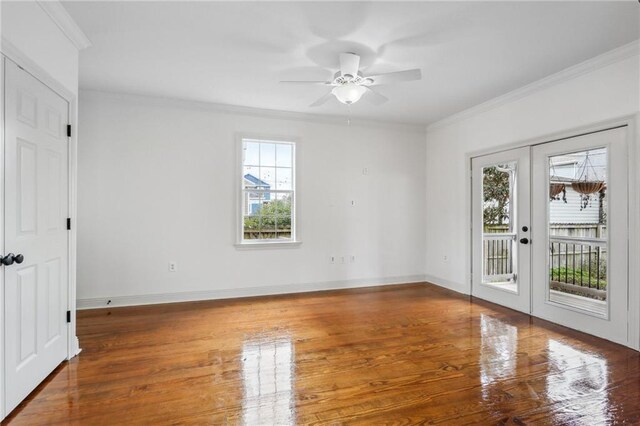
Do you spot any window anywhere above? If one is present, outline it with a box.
[239,138,296,244]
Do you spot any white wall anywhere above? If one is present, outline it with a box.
[1,1,79,95]
[77,91,426,306]
[424,48,639,293]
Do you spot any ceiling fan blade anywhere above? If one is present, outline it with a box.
[309,91,334,107]
[363,87,388,105]
[339,53,360,78]
[366,69,422,85]
[280,80,331,85]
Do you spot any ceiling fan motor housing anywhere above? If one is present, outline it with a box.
[332,71,373,86]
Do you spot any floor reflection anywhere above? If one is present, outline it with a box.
[480,314,517,399]
[241,335,295,426]
[546,340,609,424]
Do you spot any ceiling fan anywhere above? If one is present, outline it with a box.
[280,52,422,107]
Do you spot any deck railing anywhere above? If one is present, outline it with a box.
[549,235,607,297]
[482,232,516,283]
[482,228,607,299]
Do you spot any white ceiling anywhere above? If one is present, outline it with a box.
[63,1,639,126]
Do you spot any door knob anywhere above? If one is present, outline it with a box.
[519,238,529,244]
[1,253,24,266]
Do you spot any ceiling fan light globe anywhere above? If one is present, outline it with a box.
[332,83,366,105]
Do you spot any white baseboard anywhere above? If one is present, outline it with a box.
[77,274,427,310]
[71,337,81,358]
[424,274,469,296]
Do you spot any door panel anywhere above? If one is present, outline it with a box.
[531,127,628,345]
[17,139,38,234]
[17,265,38,366]
[4,59,70,415]
[472,147,531,314]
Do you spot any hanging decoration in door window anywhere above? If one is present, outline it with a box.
[549,183,566,202]
[571,150,606,210]
[549,161,567,203]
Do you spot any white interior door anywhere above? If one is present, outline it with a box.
[531,127,628,345]
[472,147,531,314]
[4,59,70,415]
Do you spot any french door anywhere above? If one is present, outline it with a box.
[531,127,628,345]
[4,59,70,414]
[472,147,531,314]
[472,126,629,345]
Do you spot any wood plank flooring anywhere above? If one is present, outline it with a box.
[3,283,640,425]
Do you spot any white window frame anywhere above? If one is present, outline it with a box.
[235,134,300,248]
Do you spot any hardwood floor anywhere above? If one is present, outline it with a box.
[3,283,640,425]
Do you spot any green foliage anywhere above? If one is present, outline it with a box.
[549,267,607,289]
[244,197,291,231]
[483,166,511,226]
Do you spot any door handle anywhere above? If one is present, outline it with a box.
[1,253,24,266]
[519,238,529,244]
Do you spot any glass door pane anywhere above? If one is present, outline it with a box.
[547,148,607,316]
[482,162,517,291]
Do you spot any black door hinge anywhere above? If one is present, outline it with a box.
[66,310,71,323]
[67,218,71,230]
[67,124,72,138]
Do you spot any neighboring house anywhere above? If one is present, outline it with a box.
[549,159,604,226]
[244,174,270,214]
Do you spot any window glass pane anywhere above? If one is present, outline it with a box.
[244,142,260,166]
[244,215,260,230]
[260,167,276,188]
[482,162,517,290]
[276,144,292,167]
[274,193,292,216]
[260,143,276,167]
[276,168,292,190]
[275,217,292,240]
[261,216,276,239]
[548,148,607,316]
[243,190,263,216]
[242,191,292,240]
[243,165,260,189]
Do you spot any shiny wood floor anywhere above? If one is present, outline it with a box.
[3,283,640,425]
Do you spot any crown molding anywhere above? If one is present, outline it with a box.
[1,37,76,100]
[37,0,92,51]
[79,89,427,133]
[427,39,640,132]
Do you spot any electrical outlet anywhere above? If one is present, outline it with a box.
[168,262,177,272]
[350,255,356,263]
[362,167,369,175]
[340,256,346,264]
[330,256,335,264]
[443,255,448,262]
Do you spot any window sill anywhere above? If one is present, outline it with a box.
[234,241,302,250]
